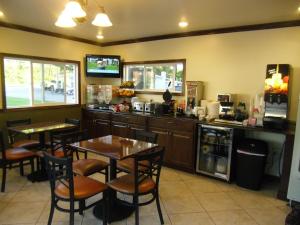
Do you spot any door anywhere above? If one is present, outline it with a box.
[149,127,169,160]
[94,119,111,138]
[111,122,128,138]
[287,96,300,202]
[169,130,194,170]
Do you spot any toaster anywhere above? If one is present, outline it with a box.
[133,102,145,112]
[145,102,155,113]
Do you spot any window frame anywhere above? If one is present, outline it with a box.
[0,53,81,111]
[123,59,186,96]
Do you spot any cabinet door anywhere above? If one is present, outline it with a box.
[94,119,111,138]
[128,124,145,139]
[169,130,195,171]
[148,127,170,158]
[111,122,128,138]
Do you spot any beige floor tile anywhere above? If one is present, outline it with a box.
[10,187,50,203]
[0,192,17,203]
[209,209,258,225]
[277,205,292,214]
[159,181,191,198]
[185,177,222,194]
[169,212,215,225]
[36,221,82,225]
[0,201,46,224]
[160,168,182,182]
[246,207,287,225]
[38,201,83,223]
[196,192,241,211]
[162,195,205,214]
[228,190,275,209]
[127,213,171,225]
[82,217,102,225]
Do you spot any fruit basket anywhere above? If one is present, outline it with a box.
[120,81,135,89]
[118,88,135,97]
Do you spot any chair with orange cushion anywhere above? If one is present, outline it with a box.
[117,130,158,173]
[50,130,109,182]
[0,130,36,192]
[108,146,165,225]
[6,118,40,149]
[43,152,108,225]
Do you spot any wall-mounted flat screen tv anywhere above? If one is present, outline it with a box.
[86,55,121,78]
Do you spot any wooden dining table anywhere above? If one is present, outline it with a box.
[70,135,158,222]
[8,121,77,181]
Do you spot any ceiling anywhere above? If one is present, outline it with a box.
[0,0,300,45]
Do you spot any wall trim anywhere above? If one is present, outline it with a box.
[1,20,300,47]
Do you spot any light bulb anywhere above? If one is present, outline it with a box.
[179,21,188,28]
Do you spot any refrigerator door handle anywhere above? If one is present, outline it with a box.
[237,150,266,157]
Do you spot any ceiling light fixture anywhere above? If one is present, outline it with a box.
[179,20,188,28]
[55,0,112,28]
[298,6,300,12]
[0,10,4,17]
[55,10,77,28]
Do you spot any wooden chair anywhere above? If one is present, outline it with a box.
[6,118,40,149]
[50,130,109,182]
[0,130,36,192]
[43,152,108,225]
[108,146,165,225]
[117,130,158,173]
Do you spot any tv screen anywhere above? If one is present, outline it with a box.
[86,55,121,78]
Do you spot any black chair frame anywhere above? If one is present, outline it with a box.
[114,146,165,225]
[0,130,36,192]
[44,152,108,225]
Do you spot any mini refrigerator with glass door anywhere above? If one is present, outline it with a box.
[196,124,234,181]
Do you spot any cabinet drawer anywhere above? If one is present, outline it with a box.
[171,119,195,132]
[148,117,174,129]
[112,113,147,125]
[93,112,111,120]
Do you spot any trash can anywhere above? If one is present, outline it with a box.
[236,139,268,190]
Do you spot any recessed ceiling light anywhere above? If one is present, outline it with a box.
[96,34,104,39]
[0,10,4,17]
[298,6,300,12]
[179,21,188,28]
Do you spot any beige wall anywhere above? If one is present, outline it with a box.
[100,27,300,121]
[0,26,102,107]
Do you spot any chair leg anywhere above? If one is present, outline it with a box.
[70,200,74,225]
[84,151,87,159]
[133,195,139,225]
[105,167,109,183]
[19,161,24,176]
[79,200,85,215]
[1,166,7,192]
[47,198,55,225]
[155,191,164,224]
[30,159,35,174]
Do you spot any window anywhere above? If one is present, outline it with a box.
[2,54,80,109]
[123,59,185,95]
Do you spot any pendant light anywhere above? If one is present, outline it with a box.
[55,10,77,28]
[92,6,112,27]
[64,0,86,18]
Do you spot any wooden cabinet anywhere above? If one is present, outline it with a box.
[82,109,196,172]
[149,117,196,172]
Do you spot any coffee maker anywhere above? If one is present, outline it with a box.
[218,94,235,120]
[263,64,290,129]
[186,81,203,112]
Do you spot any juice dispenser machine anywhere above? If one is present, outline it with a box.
[263,64,290,129]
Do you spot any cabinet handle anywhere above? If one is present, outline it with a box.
[152,130,168,135]
[173,134,191,139]
[96,122,109,126]
[114,124,127,128]
[167,121,174,124]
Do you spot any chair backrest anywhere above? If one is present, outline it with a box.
[65,118,81,128]
[133,146,165,193]
[50,130,88,157]
[133,130,158,144]
[0,130,7,161]
[43,152,74,200]
[6,118,32,144]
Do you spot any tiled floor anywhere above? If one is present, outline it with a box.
[0,154,291,225]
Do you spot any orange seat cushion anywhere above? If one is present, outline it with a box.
[72,159,109,176]
[108,174,155,194]
[55,176,107,200]
[5,148,36,161]
[12,139,40,149]
[117,158,150,173]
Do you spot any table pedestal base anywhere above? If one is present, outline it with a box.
[93,200,135,223]
[27,170,48,182]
